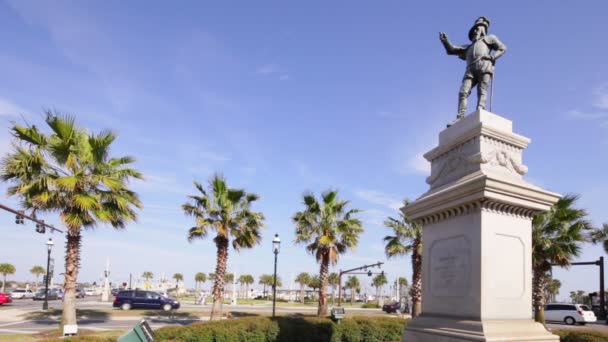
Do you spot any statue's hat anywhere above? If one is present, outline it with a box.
[468,16,490,40]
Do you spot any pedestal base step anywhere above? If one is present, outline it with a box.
[402,316,559,341]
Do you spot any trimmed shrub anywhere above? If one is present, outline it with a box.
[554,329,608,342]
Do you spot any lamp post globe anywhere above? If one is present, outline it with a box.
[43,238,54,310]
[272,233,280,317]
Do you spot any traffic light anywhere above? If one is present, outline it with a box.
[367,270,372,277]
[35,220,46,234]
[15,211,24,224]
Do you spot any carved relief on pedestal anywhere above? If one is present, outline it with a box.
[426,134,528,188]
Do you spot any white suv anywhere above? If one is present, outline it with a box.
[544,303,597,325]
[10,289,35,299]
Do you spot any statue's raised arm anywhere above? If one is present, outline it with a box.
[439,17,507,121]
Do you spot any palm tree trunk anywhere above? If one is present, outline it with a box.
[350,288,354,305]
[331,286,335,305]
[35,275,39,291]
[62,230,82,327]
[410,244,422,317]
[210,236,229,320]
[533,266,546,324]
[300,284,305,304]
[317,253,329,317]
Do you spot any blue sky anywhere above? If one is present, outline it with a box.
[0,1,607,300]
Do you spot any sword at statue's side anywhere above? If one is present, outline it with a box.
[490,71,494,112]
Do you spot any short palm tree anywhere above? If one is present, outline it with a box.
[544,277,561,303]
[383,199,422,317]
[173,273,183,283]
[195,272,207,291]
[0,263,16,293]
[239,274,254,298]
[295,272,311,303]
[372,273,388,305]
[345,275,360,305]
[142,271,154,284]
[30,266,46,290]
[293,189,364,317]
[183,174,265,320]
[328,272,339,304]
[1,112,142,327]
[308,275,321,300]
[398,277,409,299]
[259,274,273,298]
[532,194,592,324]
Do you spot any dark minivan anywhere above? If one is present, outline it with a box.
[113,290,180,311]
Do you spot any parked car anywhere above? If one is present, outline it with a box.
[382,301,402,313]
[111,288,121,296]
[75,288,86,298]
[544,303,597,325]
[113,290,180,311]
[84,288,96,296]
[33,288,61,301]
[0,293,12,305]
[10,289,35,299]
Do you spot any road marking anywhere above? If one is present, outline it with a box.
[0,328,36,334]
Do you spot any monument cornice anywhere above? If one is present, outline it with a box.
[402,171,560,223]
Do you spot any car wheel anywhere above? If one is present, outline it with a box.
[121,303,132,311]
[162,303,172,312]
[564,316,576,325]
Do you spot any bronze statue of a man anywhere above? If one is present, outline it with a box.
[440,17,506,119]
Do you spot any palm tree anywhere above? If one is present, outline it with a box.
[345,276,360,306]
[224,273,235,295]
[208,273,216,281]
[295,272,311,303]
[328,272,339,304]
[590,223,608,253]
[30,266,46,290]
[532,194,592,324]
[372,273,388,305]
[239,274,254,298]
[1,112,142,326]
[259,274,273,298]
[195,272,207,291]
[0,263,16,293]
[544,277,561,303]
[308,275,321,300]
[183,173,265,320]
[173,273,183,284]
[398,277,409,299]
[383,199,422,317]
[293,189,364,317]
[142,271,154,286]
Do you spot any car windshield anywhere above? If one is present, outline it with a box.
[580,305,591,311]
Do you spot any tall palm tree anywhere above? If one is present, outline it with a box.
[328,272,339,304]
[532,194,592,324]
[183,174,265,320]
[372,273,388,305]
[30,266,46,290]
[224,273,234,295]
[173,273,184,283]
[293,190,364,317]
[0,263,16,293]
[345,276,360,306]
[239,274,254,298]
[195,272,207,291]
[383,199,422,317]
[590,223,608,253]
[1,112,142,326]
[295,272,311,303]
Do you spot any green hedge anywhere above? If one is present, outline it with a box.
[154,316,407,342]
[553,330,608,342]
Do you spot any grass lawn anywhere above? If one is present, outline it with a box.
[0,329,125,341]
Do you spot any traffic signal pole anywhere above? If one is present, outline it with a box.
[0,203,63,233]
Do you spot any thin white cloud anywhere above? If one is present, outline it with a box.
[256,63,289,81]
[407,153,431,174]
[593,84,608,110]
[355,190,402,211]
[0,98,28,118]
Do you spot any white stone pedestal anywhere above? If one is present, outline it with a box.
[402,110,560,341]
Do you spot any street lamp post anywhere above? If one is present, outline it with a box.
[43,238,54,310]
[272,234,280,318]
